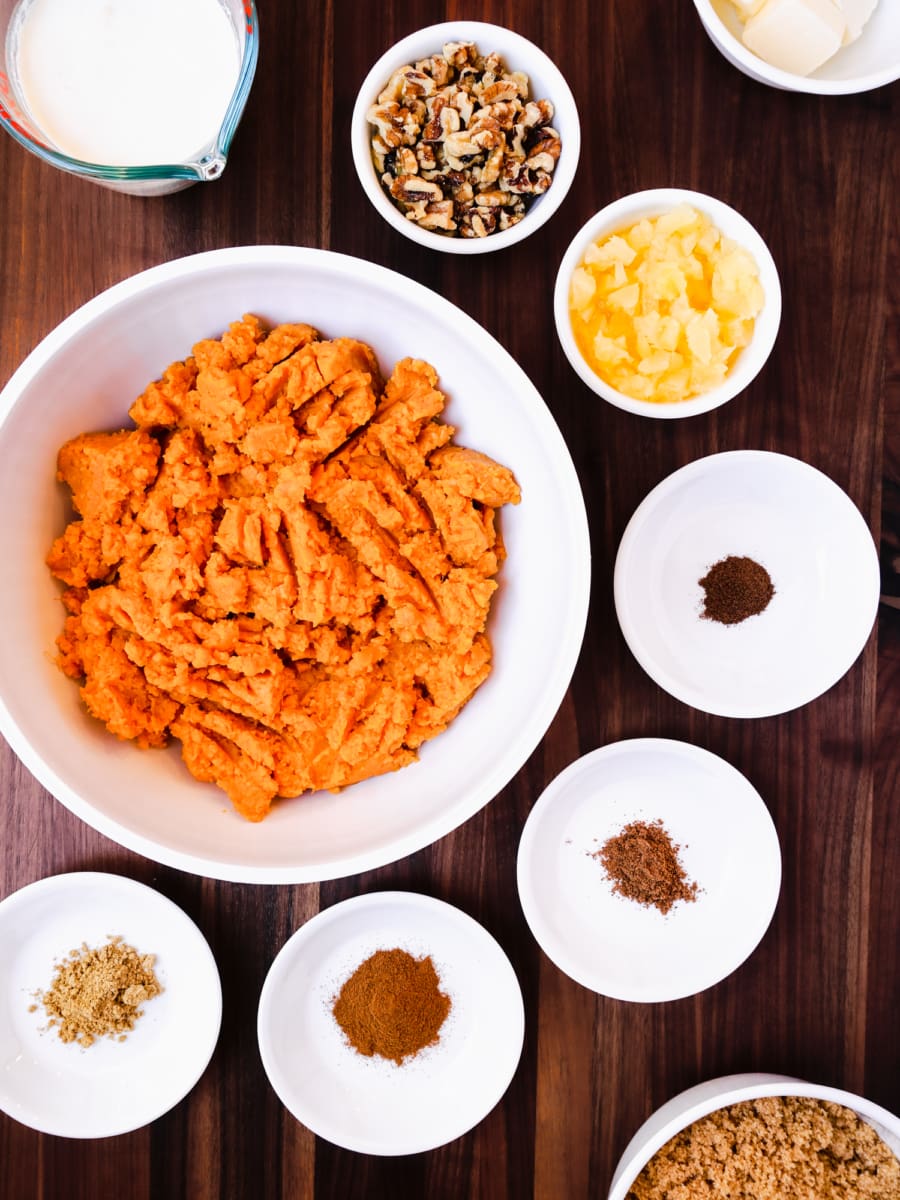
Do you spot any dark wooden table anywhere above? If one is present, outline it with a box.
[1,3,897,1197]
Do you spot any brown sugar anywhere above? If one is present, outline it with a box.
[595,818,699,915]
[34,936,162,1048]
[627,1095,900,1200]
[332,948,451,1065]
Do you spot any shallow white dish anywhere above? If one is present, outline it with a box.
[0,872,221,1138]
[0,245,589,883]
[608,1072,900,1199]
[257,891,524,1155]
[693,0,900,95]
[516,739,781,1002]
[554,189,780,419]
[351,21,580,254]
[614,450,880,717]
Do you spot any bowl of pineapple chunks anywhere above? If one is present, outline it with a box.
[554,189,781,418]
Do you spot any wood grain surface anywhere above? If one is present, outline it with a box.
[0,2,897,1198]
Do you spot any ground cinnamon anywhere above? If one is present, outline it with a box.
[331,948,451,1065]
[595,819,699,914]
[699,555,774,625]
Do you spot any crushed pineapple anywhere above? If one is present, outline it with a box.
[569,205,765,404]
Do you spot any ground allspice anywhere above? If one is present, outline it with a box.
[332,948,451,1065]
[699,555,774,625]
[33,935,162,1048]
[596,819,699,915]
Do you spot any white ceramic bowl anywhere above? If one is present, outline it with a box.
[614,450,880,717]
[608,1072,900,1199]
[351,21,580,254]
[0,246,590,883]
[553,188,781,419]
[692,0,900,94]
[517,739,781,1002]
[0,872,221,1138]
[257,891,525,1154]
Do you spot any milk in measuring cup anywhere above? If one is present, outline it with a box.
[10,0,241,165]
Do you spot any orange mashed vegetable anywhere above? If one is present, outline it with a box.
[47,316,520,822]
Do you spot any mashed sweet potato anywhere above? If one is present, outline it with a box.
[47,316,520,821]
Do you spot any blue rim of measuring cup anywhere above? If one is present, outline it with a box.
[0,0,259,184]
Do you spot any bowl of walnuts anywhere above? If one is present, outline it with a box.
[351,21,581,253]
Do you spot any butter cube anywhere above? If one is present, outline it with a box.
[742,0,846,74]
[834,0,877,41]
[730,0,769,17]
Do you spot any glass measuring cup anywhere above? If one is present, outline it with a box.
[0,0,258,195]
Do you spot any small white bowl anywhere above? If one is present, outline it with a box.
[351,21,580,254]
[608,1073,900,1199]
[614,450,880,717]
[692,0,900,94]
[516,739,781,1003]
[257,891,525,1154]
[553,188,781,418]
[0,872,221,1138]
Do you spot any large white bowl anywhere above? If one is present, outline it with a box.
[0,246,590,883]
[351,21,581,254]
[554,189,781,419]
[608,1072,900,1199]
[692,0,900,94]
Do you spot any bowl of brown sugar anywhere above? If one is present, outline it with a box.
[516,739,781,1003]
[256,891,524,1154]
[608,1073,900,1200]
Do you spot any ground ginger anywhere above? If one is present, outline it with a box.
[32,936,161,1048]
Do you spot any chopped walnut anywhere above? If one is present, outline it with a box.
[522,98,554,128]
[418,200,457,231]
[367,40,562,239]
[387,175,444,209]
[395,146,418,175]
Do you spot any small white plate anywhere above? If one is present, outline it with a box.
[0,872,221,1138]
[516,739,781,1002]
[257,891,524,1155]
[614,450,880,718]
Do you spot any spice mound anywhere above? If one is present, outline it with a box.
[699,554,774,625]
[368,40,561,238]
[332,948,451,1065]
[46,316,521,822]
[627,1095,900,1200]
[595,818,699,915]
[33,936,161,1048]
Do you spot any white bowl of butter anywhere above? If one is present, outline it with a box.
[693,0,900,93]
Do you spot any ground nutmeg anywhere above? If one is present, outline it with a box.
[595,818,699,915]
[331,947,451,1065]
[699,554,774,625]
